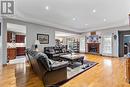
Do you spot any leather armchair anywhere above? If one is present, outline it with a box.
[26,49,68,86]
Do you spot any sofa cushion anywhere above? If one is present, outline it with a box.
[51,61,68,71]
[55,50,60,54]
[26,49,52,71]
[53,54,60,57]
[49,48,55,53]
[36,52,52,71]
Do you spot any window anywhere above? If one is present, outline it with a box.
[80,37,85,52]
[102,36,112,54]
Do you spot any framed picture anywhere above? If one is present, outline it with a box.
[37,34,49,44]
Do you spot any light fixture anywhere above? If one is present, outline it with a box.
[45,6,49,10]
[92,9,96,13]
[34,40,40,50]
[114,35,117,40]
[72,18,76,21]
[85,24,88,26]
[104,19,106,22]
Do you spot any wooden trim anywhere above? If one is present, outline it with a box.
[91,32,96,35]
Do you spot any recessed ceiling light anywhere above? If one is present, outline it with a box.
[85,24,88,26]
[92,9,96,13]
[45,6,49,10]
[104,19,106,22]
[72,18,76,21]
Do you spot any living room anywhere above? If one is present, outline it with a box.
[0,0,130,87]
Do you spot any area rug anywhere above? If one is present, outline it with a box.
[52,60,98,87]
[67,60,98,79]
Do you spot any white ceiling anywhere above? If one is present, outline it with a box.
[7,0,130,33]
[55,31,77,37]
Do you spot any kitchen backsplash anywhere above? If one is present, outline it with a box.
[7,43,26,48]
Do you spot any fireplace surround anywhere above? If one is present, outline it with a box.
[87,43,100,53]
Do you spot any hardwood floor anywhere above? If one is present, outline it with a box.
[62,55,130,87]
[0,63,43,87]
[0,54,130,87]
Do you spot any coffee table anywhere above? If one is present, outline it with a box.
[60,54,84,65]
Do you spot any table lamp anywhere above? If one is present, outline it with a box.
[35,40,40,50]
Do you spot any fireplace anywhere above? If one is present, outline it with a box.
[87,43,100,53]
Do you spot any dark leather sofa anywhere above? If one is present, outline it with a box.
[26,49,68,86]
[44,46,70,60]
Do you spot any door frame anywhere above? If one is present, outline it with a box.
[118,30,130,57]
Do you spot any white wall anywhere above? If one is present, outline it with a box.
[7,23,55,50]
[100,29,118,57]
[81,25,130,57]
[1,18,78,64]
[7,23,26,34]
[2,19,55,64]
[26,23,55,51]
[0,18,3,66]
[55,37,67,45]
[55,34,80,46]
[2,19,7,64]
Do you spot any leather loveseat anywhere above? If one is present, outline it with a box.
[26,49,68,86]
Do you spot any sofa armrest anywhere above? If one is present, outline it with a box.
[51,61,68,71]
[44,67,67,86]
[45,52,55,55]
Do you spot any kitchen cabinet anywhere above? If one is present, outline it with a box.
[7,31,12,42]
[7,48,16,60]
[17,47,26,56]
[16,35,25,43]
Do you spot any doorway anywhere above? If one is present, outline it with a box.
[118,31,130,57]
[7,23,26,64]
[55,31,80,53]
[124,35,130,56]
